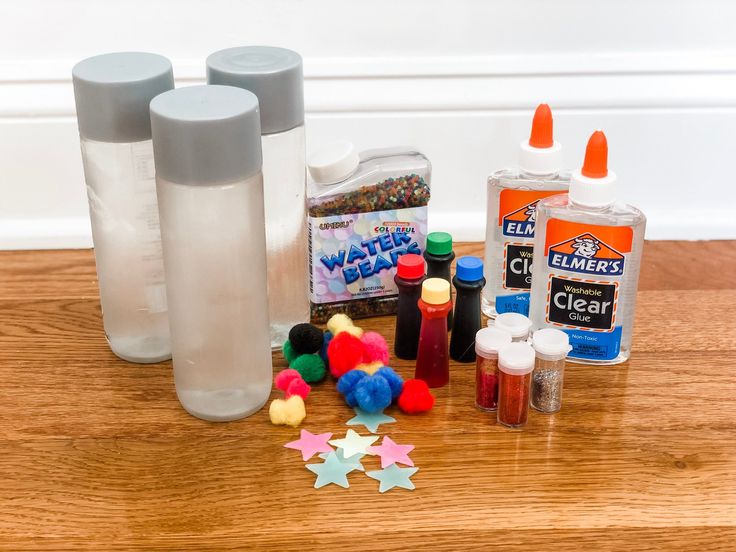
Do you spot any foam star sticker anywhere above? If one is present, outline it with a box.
[318,448,365,472]
[366,464,419,493]
[305,451,355,489]
[366,436,415,468]
[328,429,379,458]
[346,407,396,433]
[284,429,334,461]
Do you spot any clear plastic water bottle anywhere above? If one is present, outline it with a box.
[72,52,174,363]
[207,47,309,349]
[150,85,272,421]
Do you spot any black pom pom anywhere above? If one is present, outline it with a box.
[288,323,324,355]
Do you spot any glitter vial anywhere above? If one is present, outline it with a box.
[72,52,174,363]
[530,328,571,413]
[474,327,512,411]
[207,47,309,349]
[492,312,532,342]
[497,342,535,428]
[150,85,272,421]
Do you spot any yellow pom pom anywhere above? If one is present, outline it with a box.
[269,395,306,427]
[340,325,364,338]
[327,313,354,335]
[355,360,383,375]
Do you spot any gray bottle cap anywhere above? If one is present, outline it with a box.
[150,85,262,185]
[72,52,174,143]
[206,46,304,135]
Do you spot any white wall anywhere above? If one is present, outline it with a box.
[2,0,736,248]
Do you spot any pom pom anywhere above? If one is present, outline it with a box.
[360,331,390,364]
[354,375,392,413]
[327,332,365,378]
[269,395,306,427]
[398,379,435,414]
[337,369,368,407]
[375,366,404,399]
[282,340,298,364]
[291,354,326,383]
[327,313,354,336]
[354,361,383,375]
[288,323,324,355]
[286,378,311,399]
[320,330,333,366]
[274,368,302,392]
[340,325,364,338]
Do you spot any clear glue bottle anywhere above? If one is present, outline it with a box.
[449,256,486,362]
[529,131,646,364]
[150,85,272,421]
[72,52,174,363]
[206,47,309,349]
[415,278,453,388]
[482,104,570,318]
[393,253,426,360]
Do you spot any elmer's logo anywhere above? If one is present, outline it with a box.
[502,201,538,237]
[548,233,625,276]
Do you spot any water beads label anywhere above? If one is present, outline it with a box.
[309,206,428,304]
[543,219,633,360]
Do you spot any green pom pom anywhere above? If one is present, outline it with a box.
[283,340,298,364]
[291,354,326,383]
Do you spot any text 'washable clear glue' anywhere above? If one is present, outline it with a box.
[529,131,646,365]
[482,104,571,318]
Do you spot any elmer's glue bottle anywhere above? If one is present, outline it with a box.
[482,104,570,318]
[529,131,646,365]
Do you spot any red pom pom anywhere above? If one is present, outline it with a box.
[398,379,435,414]
[275,368,302,392]
[327,332,365,378]
[360,331,389,365]
[286,378,311,399]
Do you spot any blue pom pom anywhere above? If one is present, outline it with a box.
[354,375,392,413]
[375,366,404,399]
[337,369,368,407]
[320,330,333,365]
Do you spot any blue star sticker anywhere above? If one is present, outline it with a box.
[346,407,396,433]
[366,464,419,493]
[305,451,355,489]
[318,448,365,472]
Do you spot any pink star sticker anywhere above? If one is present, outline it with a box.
[284,430,334,461]
[366,436,415,468]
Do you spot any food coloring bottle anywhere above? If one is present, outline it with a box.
[449,256,486,362]
[474,327,512,411]
[492,312,532,342]
[497,342,535,428]
[207,47,309,349]
[415,278,452,388]
[423,231,455,327]
[151,85,272,421]
[482,104,570,318]
[72,52,174,363]
[529,131,646,364]
[394,253,426,360]
[307,142,431,322]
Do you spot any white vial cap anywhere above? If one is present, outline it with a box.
[532,328,572,358]
[491,312,532,339]
[475,327,513,357]
[308,140,360,184]
[498,342,536,376]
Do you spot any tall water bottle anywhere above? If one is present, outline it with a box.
[72,52,174,363]
[150,85,272,421]
[207,46,309,349]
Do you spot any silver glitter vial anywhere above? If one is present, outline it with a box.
[530,328,571,413]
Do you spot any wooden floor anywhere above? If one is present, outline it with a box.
[1,241,735,550]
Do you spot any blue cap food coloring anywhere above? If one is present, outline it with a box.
[455,256,484,282]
